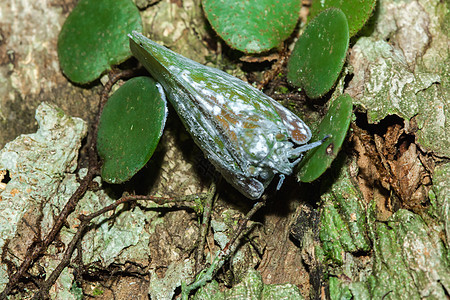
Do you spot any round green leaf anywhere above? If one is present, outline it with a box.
[297,94,353,182]
[202,0,302,53]
[58,0,142,84]
[309,0,376,37]
[97,77,167,184]
[287,8,349,99]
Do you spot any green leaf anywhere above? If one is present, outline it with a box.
[297,94,353,182]
[309,0,376,37]
[58,0,142,84]
[97,77,167,184]
[202,0,302,53]
[287,8,349,99]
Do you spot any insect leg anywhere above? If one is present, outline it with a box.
[276,174,285,190]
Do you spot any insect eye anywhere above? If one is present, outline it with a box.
[248,166,257,175]
[259,170,272,181]
[275,133,287,141]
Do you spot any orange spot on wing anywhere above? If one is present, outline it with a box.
[216,114,238,142]
[290,127,309,143]
[10,188,20,197]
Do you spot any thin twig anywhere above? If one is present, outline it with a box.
[181,196,267,299]
[31,192,207,299]
[255,44,289,91]
[269,92,306,102]
[0,70,135,299]
[195,182,218,272]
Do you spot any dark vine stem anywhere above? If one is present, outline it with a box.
[255,43,289,91]
[195,182,218,273]
[31,192,207,299]
[181,196,267,299]
[0,69,135,299]
[270,92,307,102]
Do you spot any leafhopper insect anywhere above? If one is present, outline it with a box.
[129,32,325,199]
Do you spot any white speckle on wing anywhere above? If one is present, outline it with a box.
[295,120,306,131]
[172,94,186,111]
[212,105,221,116]
[191,80,205,89]
[229,97,254,114]
[168,65,181,73]
[180,70,191,81]
[285,122,295,131]
[250,137,268,155]
[201,88,213,98]
[194,96,213,112]
[216,94,225,105]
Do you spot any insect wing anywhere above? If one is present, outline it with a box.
[129,32,314,199]
[168,56,313,174]
[174,67,285,161]
[270,99,312,145]
[130,32,267,199]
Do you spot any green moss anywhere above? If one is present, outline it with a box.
[92,287,104,296]
[317,162,370,265]
[193,269,304,299]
